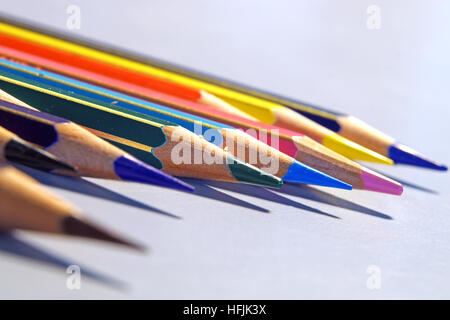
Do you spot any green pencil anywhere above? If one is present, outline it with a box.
[0,71,282,188]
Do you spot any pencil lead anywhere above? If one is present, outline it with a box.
[283,160,352,190]
[62,216,146,251]
[361,167,403,195]
[388,144,447,171]
[4,137,76,172]
[114,155,195,192]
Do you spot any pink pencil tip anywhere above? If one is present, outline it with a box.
[361,168,403,196]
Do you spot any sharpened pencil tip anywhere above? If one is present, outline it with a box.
[389,144,448,171]
[62,216,146,251]
[283,160,352,189]
[4,138,76,173]
[226,155,283,188]
[114,155,195,192]
[361,167,403,195]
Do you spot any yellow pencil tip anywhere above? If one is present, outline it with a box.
[322,133,394,165]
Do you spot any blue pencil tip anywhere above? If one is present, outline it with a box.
[114,155,195,192]
[388,144,448,171]
[282,160,352,190]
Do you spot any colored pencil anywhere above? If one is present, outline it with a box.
[0,19,394,165]
[0,56,403,194]
[0,75,282,188]
[0,60,351,190]
[0,30,256,121]
[0,163,144,250]
[0,98,194,193]
[0,125,75,173]
[0,85,35,107]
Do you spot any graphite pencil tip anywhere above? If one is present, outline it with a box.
[388,143,448,171]
[226,155,283,188]
[361,167,403,195]
[62,216,146,251]
[5,137,76,173]
[283,160,352,190]
[114,155,195,192]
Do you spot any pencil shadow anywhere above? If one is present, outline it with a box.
[364,166,438,195]
[181,178,270,213]
[199,180,339,219]
[273,183,392,220]
[14,165,180,219]
[0,230,127,290]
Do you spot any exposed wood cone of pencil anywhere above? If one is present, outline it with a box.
[0,125,75,173]
[0,163,144,250]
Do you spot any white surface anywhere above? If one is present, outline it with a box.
[0,0,449,299]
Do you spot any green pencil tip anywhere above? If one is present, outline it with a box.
[226,155,283,188]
